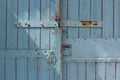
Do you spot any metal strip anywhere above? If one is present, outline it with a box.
[0,50,50,57]
[15,21,58,27]
[15,21,102,28]
[60,21,102,27]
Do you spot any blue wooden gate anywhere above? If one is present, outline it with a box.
[1,0,120,80]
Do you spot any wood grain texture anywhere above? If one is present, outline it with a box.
[68,0,78,39]
[0,0,6,49]
[17,58,27,80]
[0,58,5,80]
[6,58,15,80]
[79,0,91,38]
[67,63,77,80]
[41,0,50,50]
[29,0,40,49]
[114,0,120,38]
[91,0,102,38]
[7,0,17,49]
[18,0,29,49]
[103,0,113,38]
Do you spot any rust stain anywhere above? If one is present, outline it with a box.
[48,57,52,63]
[62,44,71,48]
[81,21,98,27]
[52,16,60,21]
[81,21,92,26]
[93,21,98,25]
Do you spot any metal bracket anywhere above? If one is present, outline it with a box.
[15,21,58,28]
[62,44,72,56]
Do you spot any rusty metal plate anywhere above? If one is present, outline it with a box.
[60,21,102,27]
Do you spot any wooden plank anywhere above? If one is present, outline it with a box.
[103,0,113,38]
[7,0,17,49]
[6,58,15,80]
[68,0,79,39]
[79,0,90,38]
[116,63,120,80]
[62,62,67,80]
[28,58,37,80]
[38,58,49,80]
[49,64,55,80]
[77,63,85,80]
[86,63,95,80]
[61,0,68,41]
[29,28,40,49]
[17,58,27,80]
[29,0,40,49]
[114,0,120,38]
[0,58,5,80]
[96,63,105,80]
[67,63,77,80]
[106,62,115,80]
[41,0,50,50]
[0,0,6,49]
[91,0,102,38]
[18,0,28,49]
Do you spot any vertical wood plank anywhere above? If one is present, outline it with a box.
[41,0,50,50]
[91,0,102,38]
[103,0,113,38]
[38,58,49,80]
[0,0,6,49]
[68,0,79,39]
[67,63,77,80]
[17,58,27,80]
[86,63,95,80]
[18,0,28,49]
[77,63,85,80]
[29,0,40,49]
[79,0,91,38]
[62,62,67,80]
[6,58,15,80]
[106,62,115,80]
[96,63,105,80]
[28,58,37,80]
[7,0,17,49]
[116,63,120,80]
[0,58,5,80]
[114,0,120,38]
[61,0,68,41]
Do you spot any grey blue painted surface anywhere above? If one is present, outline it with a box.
[0,0,120,80]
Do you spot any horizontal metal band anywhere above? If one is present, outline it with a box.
[60,21,102,27]
[0,50,50,58]
[15,21,58,28]
[15,21,102,28]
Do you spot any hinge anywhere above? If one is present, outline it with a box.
[15,21,102,28]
